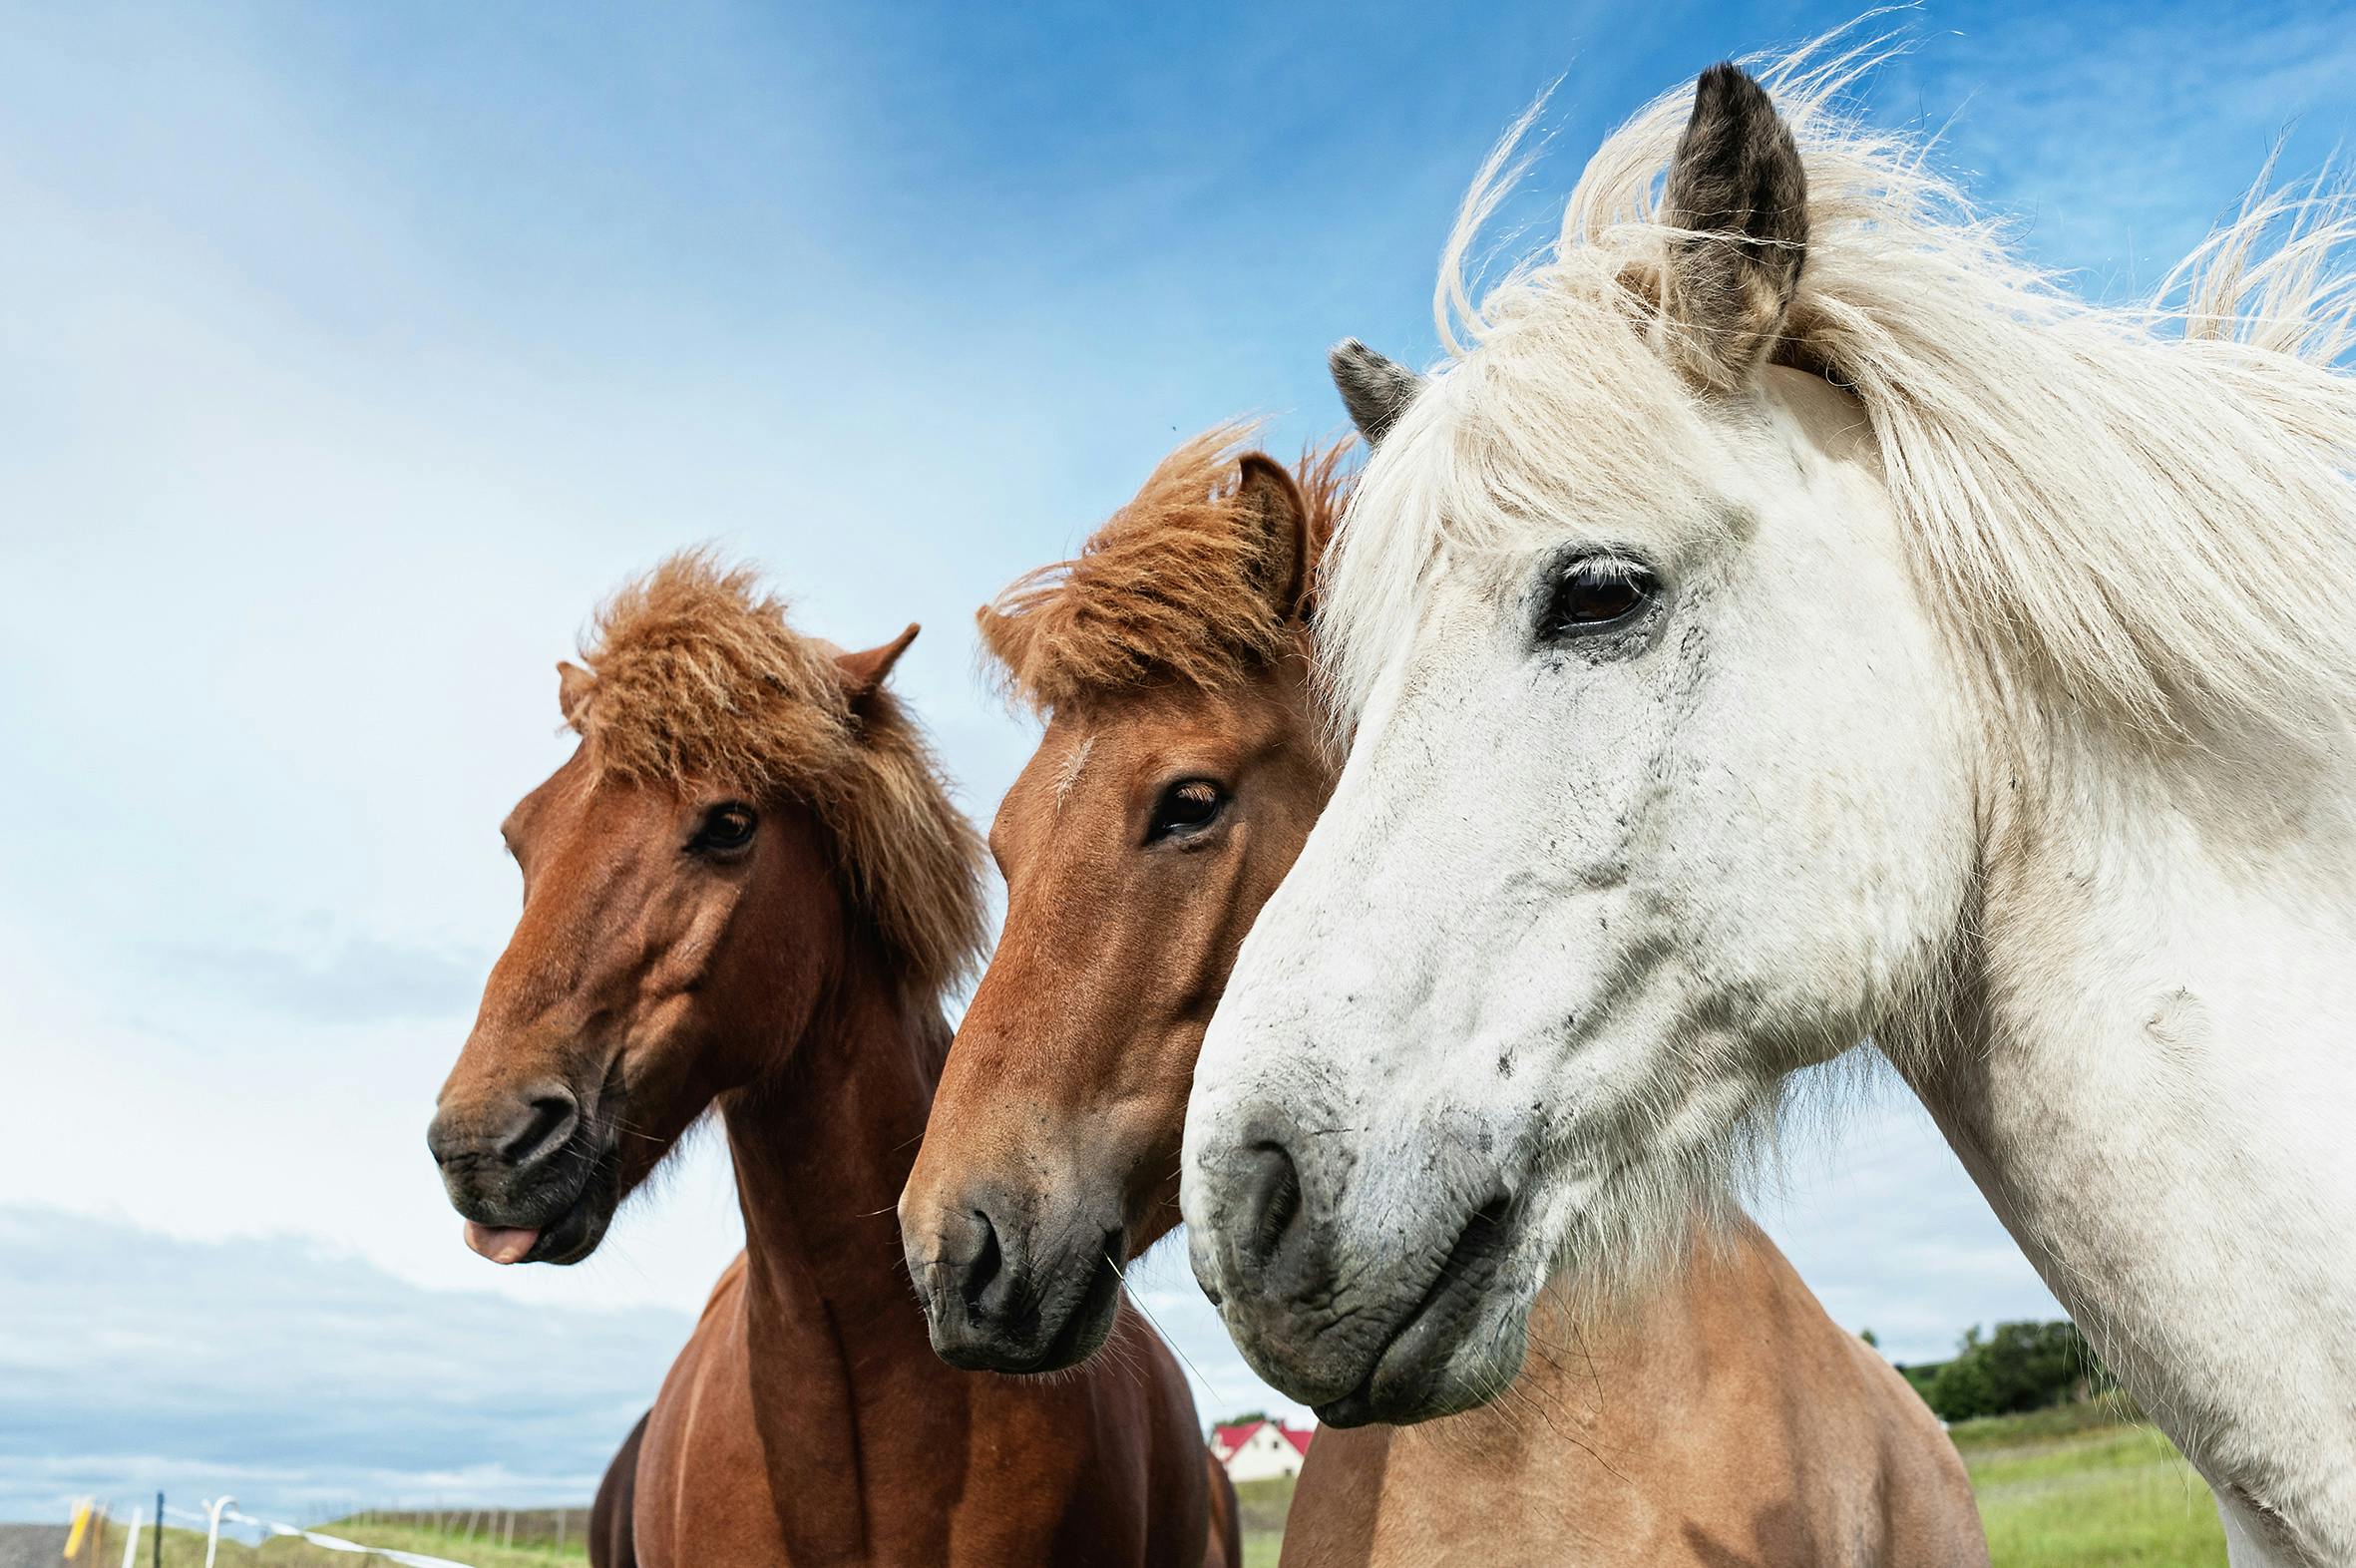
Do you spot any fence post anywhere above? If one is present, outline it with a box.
[152,1492,163,1568]
[203,1495,236,1568]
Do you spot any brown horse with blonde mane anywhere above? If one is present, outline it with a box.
[898,433,1989,1565]
[427,555,1236,1567]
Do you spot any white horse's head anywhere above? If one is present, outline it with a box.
[1182,52,2356,1424]
[1182,65,1975,1423]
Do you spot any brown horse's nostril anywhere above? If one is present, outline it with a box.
[498,1090,581,1169]
[962,1209,1006,1310]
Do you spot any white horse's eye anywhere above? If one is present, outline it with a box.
[1539,556,1660,640]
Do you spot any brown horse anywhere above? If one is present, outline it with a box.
[428,556,1233,1568]
[589,1413,645,1568]
[898,435,1988,1565]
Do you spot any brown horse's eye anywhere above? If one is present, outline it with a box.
[1146,780,1227,845]
[1540,555,1659,639]
[692,803,758,856]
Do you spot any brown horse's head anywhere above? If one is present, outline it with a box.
[429,555,984,1267]
[900,431,1350,1372]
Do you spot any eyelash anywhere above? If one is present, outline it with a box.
[1146,780,1227,844]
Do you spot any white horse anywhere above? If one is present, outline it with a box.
[1180,47,2356,1568]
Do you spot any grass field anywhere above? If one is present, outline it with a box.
[320,1519,586,1566]
[1234,1476,1296,1568]
[65,1518,589,1567]
[1235,1408,2223,1566]
[1958,1413,2225,1567]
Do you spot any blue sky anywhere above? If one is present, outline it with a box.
[4,0,2353,1526]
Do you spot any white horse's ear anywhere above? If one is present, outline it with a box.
[1656,63,1807,391]
[836,622,920,703]
[1235,453,1313,618]
[1329,339,1425,445]
[557,660,595,727]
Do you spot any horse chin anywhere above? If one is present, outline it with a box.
[1314,1302,1529,1427]
[1310,1221,1531,1427]
[1207,1187,1527,1427]
[517,1139,624,1266]
[525,1189,613,1265]
[1029,1253,1126,1373]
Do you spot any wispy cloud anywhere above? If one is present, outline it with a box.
[1874,3,2356,297]
[0,1208,684,1522]
[158,930,487,1026]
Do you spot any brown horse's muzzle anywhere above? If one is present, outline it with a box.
[900,1170,1127,1374]
[428,1063,621,1267]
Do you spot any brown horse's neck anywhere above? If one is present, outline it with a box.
[724,947,943,1286]
[720,937,957,1562]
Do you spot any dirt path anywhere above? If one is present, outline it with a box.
[0,1524,71,1568]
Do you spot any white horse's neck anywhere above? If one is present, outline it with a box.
[1894,728,2356,1566]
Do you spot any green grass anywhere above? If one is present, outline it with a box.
[1961,1418,2225,1567]
[69,1517,589,1567]
[1946,1394,2155,1451]
[1232,1476,1294,1568]
[1230,1411,2222,1568]
[319,1518,589,1566]
[68,1522,364,1567]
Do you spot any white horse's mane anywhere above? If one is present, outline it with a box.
[1321,29,2356,763]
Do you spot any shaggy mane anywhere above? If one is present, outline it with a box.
[981,427,1357,714]
[568,553,986,1008]
[1321,26,2356,763]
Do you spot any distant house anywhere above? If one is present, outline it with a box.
[1210,1417,1314,1481]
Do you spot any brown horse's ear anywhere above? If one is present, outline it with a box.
[1656,63,1807,392]
[1235,453,1313,620]
[557,660,596,727]
[836,622,920,703]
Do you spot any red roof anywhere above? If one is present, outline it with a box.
[1210,1419,1263,1458]
[1211,1418,1315,1459]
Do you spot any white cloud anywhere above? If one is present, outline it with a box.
[0,1208,686,1522]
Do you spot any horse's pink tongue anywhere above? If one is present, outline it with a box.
[464,1222,539,1265]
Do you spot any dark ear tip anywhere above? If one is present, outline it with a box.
[1693,62,1776,122]
[1329,338,1425,446]
[1328,340,1380,386]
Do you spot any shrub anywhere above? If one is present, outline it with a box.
[1906,1320,2113,1423]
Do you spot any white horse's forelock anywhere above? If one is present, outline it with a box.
[1320,26,2356,765]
